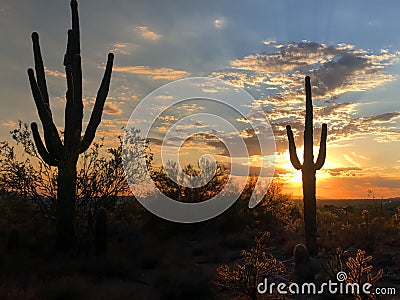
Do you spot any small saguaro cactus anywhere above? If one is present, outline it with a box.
[27,0,114,251]
[293,243,313,282]
[286,76,327,256]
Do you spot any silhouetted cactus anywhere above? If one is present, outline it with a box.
[286,76,327,256]
[293,243,314,282]
[95,208,108,255]
[27,0,114,251]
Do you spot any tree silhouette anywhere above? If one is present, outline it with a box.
[27,0,114,251]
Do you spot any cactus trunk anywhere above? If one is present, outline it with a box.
[27,0,114,251]
[302,167,317,255]
[286,76,327,256]
[56,159,78,250]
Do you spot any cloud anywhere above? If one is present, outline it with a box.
[135,26,161,40]
[44,67,65,78]
[213,42,399,98]
[325,167,362,177]
[155,95,174,100]
[113,65,189,80]
[263,40,276,46]
[343,153,362,168]
[103,102,123,115]
[214,18,225,29]
[1,120,17,127]
[211,41,400,151]
[83,97,123,115]
[99,118,128,129]
[111,43,138,55]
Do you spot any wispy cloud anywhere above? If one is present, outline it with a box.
[83,97,123,116]
[214,18,225,29]
[113,65,189,80]
[135,26,161,40]
[110,43,138,55]
[1,120,17,127]
[44,67,65,78]
[103,102,123,115]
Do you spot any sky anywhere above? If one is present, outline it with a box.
[1,0,400,199]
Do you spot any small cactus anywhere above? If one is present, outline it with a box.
[293,243,315,282]
[95,208,108,255]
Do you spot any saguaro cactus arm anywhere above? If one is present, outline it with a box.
[70,0,80,54]
[286,125,303,170]
[31,32,50,106]
[63,1,83,149]
[64,0,80,66]
[27,67,64,160]
[79,53,114,153]
[314,123,327,170]
[31,122,59,166]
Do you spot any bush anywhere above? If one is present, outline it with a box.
[215,231,286,300]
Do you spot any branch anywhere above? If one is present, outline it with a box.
[286,125,303,170]
[31,122,58,166]
[314,124,327,170]
[80,53,114,153]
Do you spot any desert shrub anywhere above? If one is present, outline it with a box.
[149,159,229,203]
[0,278,35,300]
[317,209,339,226]
[323,247,383,300]
[320,208,384,254]
[0,196,36,229]
[316,209,342,252]
[242,178,300,228]
[391,206,400,228]
[215,231,286,300]
[0,122,57,218]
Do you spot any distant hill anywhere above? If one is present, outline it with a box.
[290,197,400,207]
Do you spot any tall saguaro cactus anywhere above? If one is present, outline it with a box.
[27,0,114,251]
[286,76,327,256]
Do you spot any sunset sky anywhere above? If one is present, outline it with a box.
[1,0,400,199]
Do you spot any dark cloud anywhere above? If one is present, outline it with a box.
[312,54,368,97]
